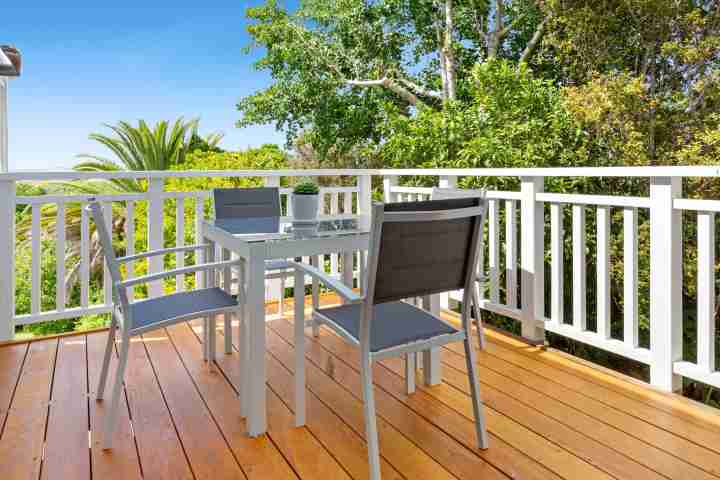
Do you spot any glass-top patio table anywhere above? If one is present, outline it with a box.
[201,215,442,437]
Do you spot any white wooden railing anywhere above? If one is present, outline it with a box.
[3,166,720,394]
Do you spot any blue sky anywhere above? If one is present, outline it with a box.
[4,2,295,170]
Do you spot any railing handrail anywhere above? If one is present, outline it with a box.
[2,165,720,181]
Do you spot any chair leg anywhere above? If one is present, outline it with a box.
[208,314,217,364]
[202,316,210,361]
[279,273,286,317]
[96,314,118,400]
[405,352,415,395]
[311,255,320,337]
[294,267,306,426]
[224,312,233,354]
[361,356,381,480]
[472,285,486,350]
[463,336,489,449]
[103,336,130,450]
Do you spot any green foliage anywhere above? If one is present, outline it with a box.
[293,180,320,195]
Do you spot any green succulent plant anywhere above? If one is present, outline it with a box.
[293,180,319,195]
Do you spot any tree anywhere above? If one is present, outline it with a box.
[238,0,554,160]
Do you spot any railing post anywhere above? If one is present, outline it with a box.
[147,177,165,298]
[264,176,282,304]
[438,175,458,311]
[520,176,545,343]
[649,176,683,391]
[358,174,373,215]
[0,179,15,340]
[382,175,397,203]
[439,175,457,189]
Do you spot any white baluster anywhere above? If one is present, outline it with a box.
[80,202,90,309]
[176,198,185,292]
[102,201,113,307]
[488,199,499,303]
[56,202,66,312]
[505,200,517,308]
[596,206,611,339]
[194,195,204,290]
[572,205,586,331]
[126,201,135,302]
[550,203,564,325]
[30,204,41,315]
[623,208,638,347]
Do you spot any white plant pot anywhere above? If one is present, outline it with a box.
[291,193,319,222]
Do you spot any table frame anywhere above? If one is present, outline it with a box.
[201,218,441,437]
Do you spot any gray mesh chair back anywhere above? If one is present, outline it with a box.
[369,198,486,304]
[213,187,281,219]
[87,202,131,315]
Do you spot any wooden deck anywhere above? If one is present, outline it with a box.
[2,301,720,480]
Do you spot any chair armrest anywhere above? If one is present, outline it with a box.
[117,244,211,263]
[119,259,241,289]
[289,261,363,304]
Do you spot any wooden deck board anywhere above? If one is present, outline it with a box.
[0,338,57,480]
[86,332,143,480]
[0,342,27,437]
[0,299,718,480]
[41,336,90,480]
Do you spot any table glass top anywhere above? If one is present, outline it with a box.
[206,216,371,243]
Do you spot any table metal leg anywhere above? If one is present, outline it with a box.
[422,294,442,385]
[222,248,233,354]
[246,249,267,437]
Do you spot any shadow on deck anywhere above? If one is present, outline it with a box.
[1,299,719,480]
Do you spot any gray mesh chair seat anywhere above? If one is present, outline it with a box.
[128,287,237,334]
[316,302,458,353]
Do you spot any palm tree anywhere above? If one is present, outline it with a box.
[73,117,202,192]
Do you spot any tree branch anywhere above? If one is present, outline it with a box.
[519,12,553,64]
[346,78,420,105]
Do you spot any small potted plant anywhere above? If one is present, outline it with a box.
[291,180,320,222]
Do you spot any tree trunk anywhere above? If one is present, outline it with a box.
[443,0,457,101]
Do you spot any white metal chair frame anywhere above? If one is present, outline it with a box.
[291,200,489,480]
[88,201,243,450]
[431,187,488,349]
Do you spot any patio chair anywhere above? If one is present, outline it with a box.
[291,198,489,480]
[212,187,295,353]
[431,187,488,349]
[87,200,243,450]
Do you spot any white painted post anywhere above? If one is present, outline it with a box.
[264,176,283,305]
[697,211,715,372]
[0,78,8,173]
[147,177,165,298]
[0,180,15,340]
[520,176,545,343]
[438,176,457,310]
[358,174,373,216]
[649,177,682,391]
[382,175,397,203]
[439,175,457,189]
